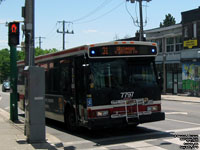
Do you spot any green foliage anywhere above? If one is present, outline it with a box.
[160,13,176,27]
[17,50,25,61]
[35,47,58,56]
[17,47,58,61]
[0,47,58,83]
[0,49,10,82]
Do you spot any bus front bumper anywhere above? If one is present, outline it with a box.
[87,112,165,129]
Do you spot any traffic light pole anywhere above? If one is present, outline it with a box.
[8,22,20,122]
[10,45,18,122]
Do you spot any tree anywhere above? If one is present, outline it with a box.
[160,13,176,27]
[17,47,59,61]
[0,47,58,83]
[0,0,5,4]
[0,49,10,82]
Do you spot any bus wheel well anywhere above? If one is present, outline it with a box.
[64,103,72,113]
[64,103,77,131]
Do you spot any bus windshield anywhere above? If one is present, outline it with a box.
[90,58,157,90]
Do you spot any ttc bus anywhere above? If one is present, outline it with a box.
[17,41,165,130]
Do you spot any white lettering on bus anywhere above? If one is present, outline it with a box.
[120,92,134,99]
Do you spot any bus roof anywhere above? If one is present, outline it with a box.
[17,41,157,66]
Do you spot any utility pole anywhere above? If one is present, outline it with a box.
[22,0,46,143]
[57,20,74,50]
[23,0,35,66]
[127,0,151,41]
[36,36,45,49]
[138,0,143,41]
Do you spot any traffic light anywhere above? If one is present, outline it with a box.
[8,22,20,46]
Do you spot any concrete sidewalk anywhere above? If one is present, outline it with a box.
[0,108,62,150]
[162,94,200,103]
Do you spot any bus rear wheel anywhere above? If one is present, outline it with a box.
[65,109,77,132]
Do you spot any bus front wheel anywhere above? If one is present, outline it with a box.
[65,109,77,132]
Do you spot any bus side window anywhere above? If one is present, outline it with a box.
[60,59,72,95]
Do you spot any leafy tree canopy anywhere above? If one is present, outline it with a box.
[0,0,5,4]
[160,13,176,27]
[0,47,58,83]
[17,47,58,61]
[0,49,10,82]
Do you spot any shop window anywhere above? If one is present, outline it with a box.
[175,36,183,51]
[193,22,197,38]
[166,37,174,52]
[184,26,188,38]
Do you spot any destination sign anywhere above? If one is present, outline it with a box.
[89,45,157,57]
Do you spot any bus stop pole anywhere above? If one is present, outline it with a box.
[10,45,18,122]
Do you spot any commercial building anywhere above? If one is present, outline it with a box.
[145,7,200,95]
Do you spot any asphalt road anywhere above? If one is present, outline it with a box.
[0,88,199,150]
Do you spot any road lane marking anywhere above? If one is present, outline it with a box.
[166,127,200,133]
[166,118,200,126]
[79,140,166,150]
[46,133,63,146]
[62,125,200,148]
[125,141,166,150]
[163,138,184,146]
[165,112,188,115]
[81,147,107,150]
[181,102,193,105]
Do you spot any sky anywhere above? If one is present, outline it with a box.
[0,0,200,51]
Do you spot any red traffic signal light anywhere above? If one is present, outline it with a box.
[8,22,20,46]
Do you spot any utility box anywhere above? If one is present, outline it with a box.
[24,66,46,143]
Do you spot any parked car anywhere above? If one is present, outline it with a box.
[2,81,10,92]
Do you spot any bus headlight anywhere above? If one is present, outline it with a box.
[96,110,109,117]
[147,106,158,112]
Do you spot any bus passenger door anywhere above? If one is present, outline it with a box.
[74,56,89,122]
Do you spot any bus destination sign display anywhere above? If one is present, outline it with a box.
[89,45,157,57]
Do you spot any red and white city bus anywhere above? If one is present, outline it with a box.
[17,41,165,131]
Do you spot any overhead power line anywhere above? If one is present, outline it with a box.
[72,0,113,23]
[74,1,125,24]
[126,0,151,41]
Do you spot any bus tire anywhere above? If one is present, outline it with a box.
[65,108,77,132]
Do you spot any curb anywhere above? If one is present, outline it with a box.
[162,98,200,103]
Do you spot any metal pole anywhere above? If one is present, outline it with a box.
[139,0,144,41]
[31,0,35,66]
[25,0,35,66]
[10,45,18,122]
[63,20,65,50]
[163,53,166,94]
[57,21,74,50]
